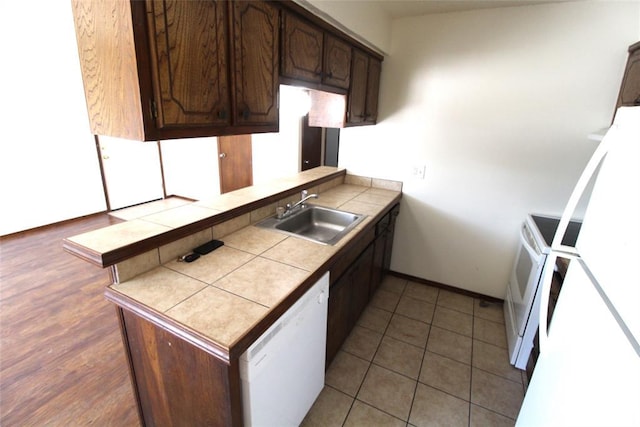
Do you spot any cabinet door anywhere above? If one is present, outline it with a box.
[371,233,386,296]
[281,11,323,84]
[326,273,351,368]
[383,206,399,271]
[231,1,279,127]
[365,57,381,123]
[347,49,368,124]
[615,42,640,118]
[349,245,374,328]
[323,34,351,89]
[147,0,230,128]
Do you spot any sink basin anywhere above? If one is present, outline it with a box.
[256,205,366,245]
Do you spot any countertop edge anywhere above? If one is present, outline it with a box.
[63,169,347,268]
[108,192,402,362]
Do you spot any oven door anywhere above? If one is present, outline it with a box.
[505,222,545,365]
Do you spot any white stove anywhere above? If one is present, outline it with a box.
[504,214,582,369]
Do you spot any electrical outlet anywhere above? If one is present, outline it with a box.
[411,164,426,179]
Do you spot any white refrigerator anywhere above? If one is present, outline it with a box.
[516,106,640,426]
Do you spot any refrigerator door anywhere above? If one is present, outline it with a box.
[516,259,640,427]
[574,107,640,343]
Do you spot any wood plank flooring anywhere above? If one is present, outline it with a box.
[0,214,140,426]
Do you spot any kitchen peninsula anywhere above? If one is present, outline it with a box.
[64,167,401,426]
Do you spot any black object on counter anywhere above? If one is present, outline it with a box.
[193,240,224,255]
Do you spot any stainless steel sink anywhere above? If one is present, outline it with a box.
[256,205,366,245]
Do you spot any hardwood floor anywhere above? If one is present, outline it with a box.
[0,214,140,426]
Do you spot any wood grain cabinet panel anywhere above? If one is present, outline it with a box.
[231,1,280,127]
[71,0,279,141]
[347,49,369,124]
[326,271,351,368]
[365,57,382,123]
[322,34,351,89]
[281,12,354,92]
[121,309,242,426]
[281,11,324,84]
[614,41,640,121]
[347,49,382,126]
[147,0,231,128]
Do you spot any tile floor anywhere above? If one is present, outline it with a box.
[302,275,525,427]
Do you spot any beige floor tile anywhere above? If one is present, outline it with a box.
[409,383,469,427]
[404,281,439,303]
[386,314,431,348]
[380,275,407,295]
[471,369,524,419]
[474,317,508,349]
[395,295,435,323]
[437,290,474,314]
[344,400,405,427]
[370,289,401,312]
[470,404,515,427]
[301,386,353,427]
[342,325,383,361]
[432,305,473,337]
[373,336,424,379]
[325,351,370,397]
[426,326,472,365]
[473,299,505,324]
[472,340,521,383]
[419,351,471,400]
[357,365,416,421]
[357,306,392,334]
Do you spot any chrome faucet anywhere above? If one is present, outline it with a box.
[282,190,319,217]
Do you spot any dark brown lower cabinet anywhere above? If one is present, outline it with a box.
[119,309,243,426]
[326,204,399,368]
[326,270,351,366]
[371,204,400,296]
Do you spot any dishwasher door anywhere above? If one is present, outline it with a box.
[240,272,329,427]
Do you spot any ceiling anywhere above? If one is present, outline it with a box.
[374,0,573,19]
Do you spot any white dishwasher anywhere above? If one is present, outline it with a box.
[240,272,329,427]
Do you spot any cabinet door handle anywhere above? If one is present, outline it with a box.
[218,110,227,119]
[241,109,250,120]
[219,153,227,159]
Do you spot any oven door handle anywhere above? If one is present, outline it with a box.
[520,224,542,262]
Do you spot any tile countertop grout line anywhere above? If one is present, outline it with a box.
[105,195,402,362]
[104,181,402,361]
[63,167,350,268]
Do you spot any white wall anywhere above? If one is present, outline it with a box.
[252,85,304,184]
[338,1,640,298]
[0,1,106,235]
[298,0,391,54]
[162,86,304,200]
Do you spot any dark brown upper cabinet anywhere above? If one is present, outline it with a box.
[322,34,352,90]
[347,49,381,126]
[281,11,324,84]
[71,0,279,141]
[231,1,280,127]
[614,41,640,122]
[147,1,231,129]
[281,11,352,92]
